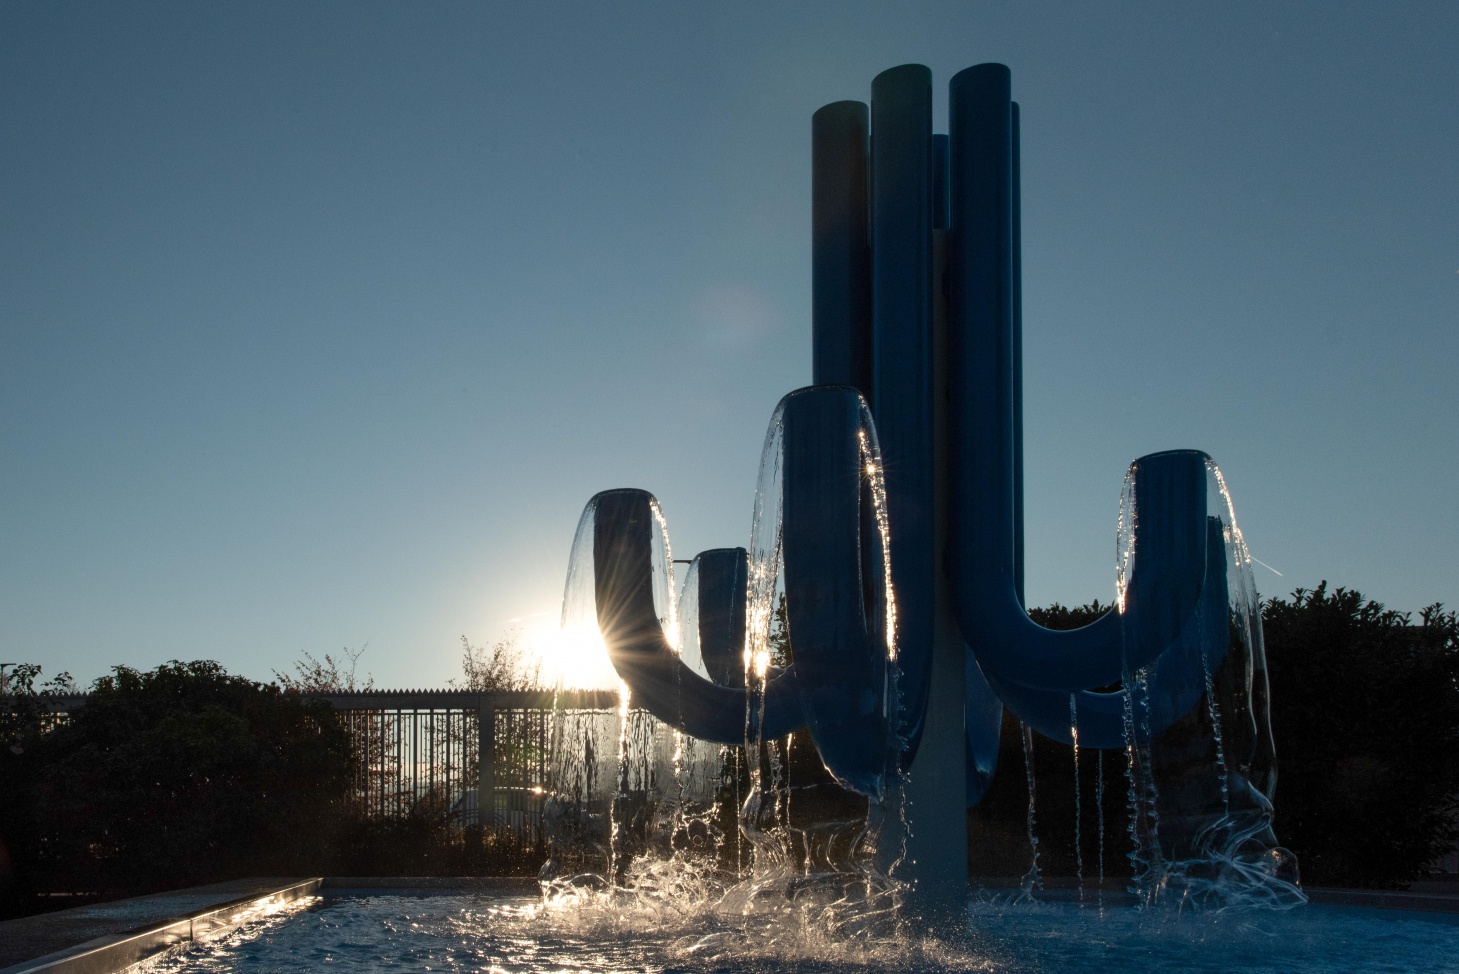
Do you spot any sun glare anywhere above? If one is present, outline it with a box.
[525,618,620,690]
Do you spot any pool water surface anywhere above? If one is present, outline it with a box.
[138,891,1459,974]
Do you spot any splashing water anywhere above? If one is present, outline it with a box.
[1018,723,1042,900]
[1130,667,1166,905]
[730,393,908,933]
[1069,694,1083,903]
[139,889,1459,974]
[1107,457,1304,911]
[545,419,1301,929]
[540,393,911,949]
[1096,751,1106,915]
[1138,462,1304,911]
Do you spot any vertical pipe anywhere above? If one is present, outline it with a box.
[946,65,1015,812]
[932,134,950,231]
[869,63,934,760]
[898,225,971,919]
[812,100,873,399]
[1011,103,1025,608]
[947,62,1016,618]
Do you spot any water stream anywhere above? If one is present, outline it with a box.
[541,420,1304,949]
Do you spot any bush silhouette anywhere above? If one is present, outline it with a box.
[1264,584,1459,886]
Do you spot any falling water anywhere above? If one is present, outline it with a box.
[1019,722,1043,898]
[1138,460,1306,910]
[1102,456,1305,911]
[1123,667,1166,906]
[1069,694,1084,902]
[1115,460,1188,906]
[731,394,907,928]
[609,686,632,884]
[737,399,789,896]
[1095,752,1106,914]
[1115,466,1159,902]
[1200,630,1232,820]
[540,391,911,946]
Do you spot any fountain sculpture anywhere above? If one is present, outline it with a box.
[547,63,1304,918]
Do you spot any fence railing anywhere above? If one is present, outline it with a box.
[23,688,622,864]
[319,689,618,851]
[36,690,1457,875]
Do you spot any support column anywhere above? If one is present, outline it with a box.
[899,229,968,923]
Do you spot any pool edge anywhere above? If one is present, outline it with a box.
[0,879,323,974]
[1305,886,1459,915]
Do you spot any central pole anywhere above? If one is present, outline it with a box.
[898,227,969,921]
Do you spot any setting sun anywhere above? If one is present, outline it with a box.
[523,618,621,690]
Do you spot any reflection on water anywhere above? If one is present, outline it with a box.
[140,892,1459,974]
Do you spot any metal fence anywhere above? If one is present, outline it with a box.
[35,690,1459,875]
[320,689,617,850]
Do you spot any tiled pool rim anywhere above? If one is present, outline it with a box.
[2,877,1455,974]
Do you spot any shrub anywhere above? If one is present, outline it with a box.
[5,661,353,911]
[1264,584,1459,887]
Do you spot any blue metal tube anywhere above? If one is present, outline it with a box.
[870,64,934,763]
[947,63,1017,646]
[985,516,1232,748]
[692,547,749,689]
[932,134,950,231]
[781,386,898,796]
[591,489,805,743]
[1011,101,1025,607]
[948,65,1208,691]
[812,101,873,399]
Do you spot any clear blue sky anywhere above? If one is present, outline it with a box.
[4,1,1456,689]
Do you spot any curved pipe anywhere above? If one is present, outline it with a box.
[690,547,750,689]
[591,489,806,744]
[780,386,901,796]
[945,56,1210,694]
[955,449,1211,692]
[983,515,1232,749]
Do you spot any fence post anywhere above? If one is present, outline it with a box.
[477,695,495,835]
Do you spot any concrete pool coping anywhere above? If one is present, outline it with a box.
[0,878,542,974]
[0,878,323,974]
[1,876,1454,974]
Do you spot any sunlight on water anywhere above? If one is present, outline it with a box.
[746,398,785,684]
[857,418,897,662]
[140,893,1459,974]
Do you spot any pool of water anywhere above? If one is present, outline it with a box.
[139,890,1459,974]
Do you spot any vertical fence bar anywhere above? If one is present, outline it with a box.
[478,695,495,835]
[323,692,563,853]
